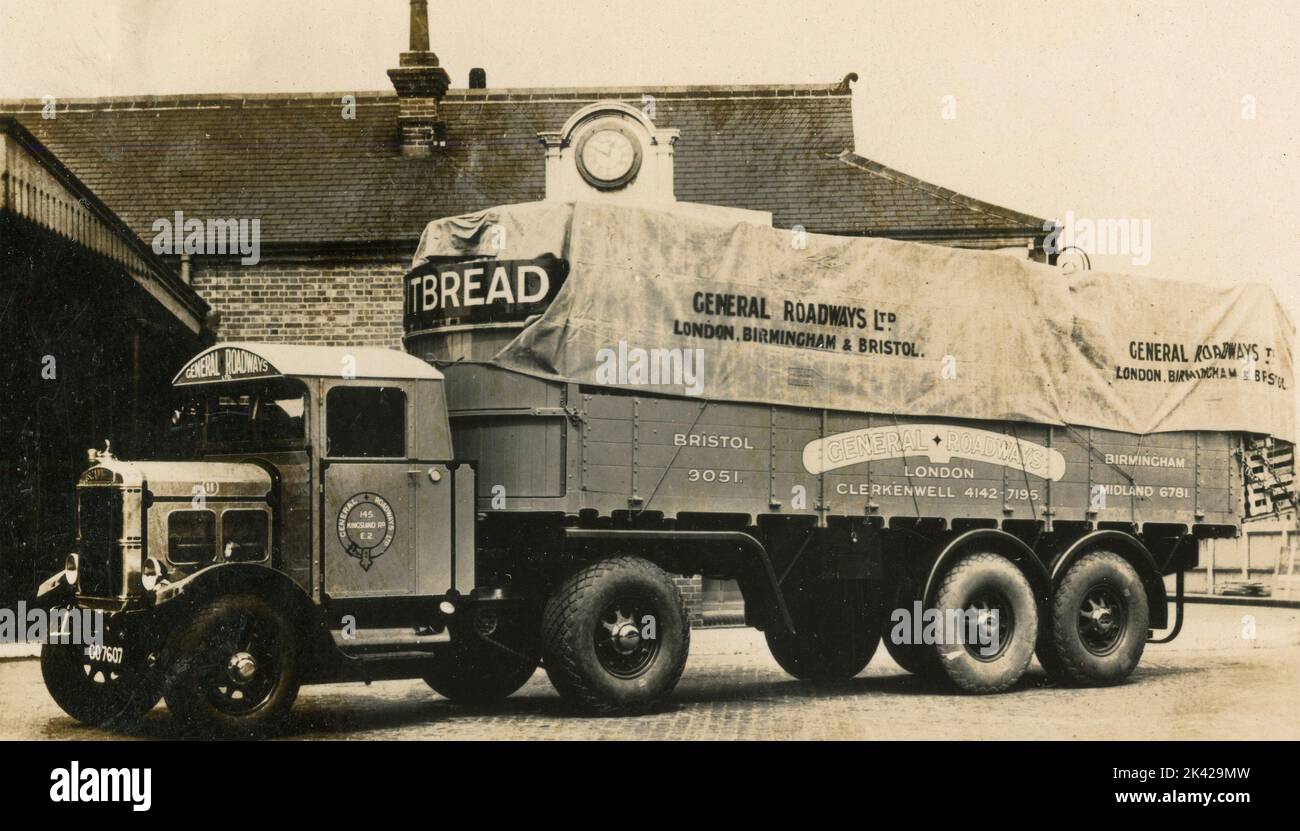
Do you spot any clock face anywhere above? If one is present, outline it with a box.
[577,126,641,188]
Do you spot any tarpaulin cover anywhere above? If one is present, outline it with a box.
[412,201,1295,441]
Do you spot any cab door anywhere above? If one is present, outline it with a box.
[321,383,460,600]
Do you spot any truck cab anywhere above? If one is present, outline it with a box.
[35,343,531,735]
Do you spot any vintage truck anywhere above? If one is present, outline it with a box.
[34,201,1292,735]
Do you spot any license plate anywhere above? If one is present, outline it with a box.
[84,643,124,665]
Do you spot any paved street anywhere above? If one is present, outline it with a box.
[2,603,1297,740]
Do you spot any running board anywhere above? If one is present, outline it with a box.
[331,626,451,658]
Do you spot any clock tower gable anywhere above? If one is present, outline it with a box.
[539,101,679,204]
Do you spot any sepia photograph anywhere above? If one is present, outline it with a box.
[0,0,1294,801]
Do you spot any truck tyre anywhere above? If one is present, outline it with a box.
[541,556,689,715]
[162,594,302,737]
[880,580,944,679]
[1042,551,1149,686]
[424,618,540,704]
[765,582,881,680]
[931,552,1038,694]
[41,638,162,729]
[883,637,944,679]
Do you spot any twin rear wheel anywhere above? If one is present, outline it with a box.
[766,553,1042,692]
[772,550,1150,694]
[1037,551,1149,686]
[428,555,691,714]
[423,614,541,704]
[765,581,882,681]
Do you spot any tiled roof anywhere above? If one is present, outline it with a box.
[834,151,1047,237]
[0,84,1045,247]
[0,117,208,328]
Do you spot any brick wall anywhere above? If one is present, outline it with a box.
[674,575,705,624]
[191,255,408,348]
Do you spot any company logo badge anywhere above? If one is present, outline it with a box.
[803,424,1067,481]
[336,493,396,571]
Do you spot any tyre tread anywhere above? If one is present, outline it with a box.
[541,556,688,714]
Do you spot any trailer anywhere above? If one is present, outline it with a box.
[34,201,1293,735]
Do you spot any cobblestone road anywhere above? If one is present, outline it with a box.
[2,603,1296,740]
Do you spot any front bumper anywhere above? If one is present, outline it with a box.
[35,569,149,613]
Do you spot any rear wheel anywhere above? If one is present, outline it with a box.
[542,556,689,714]
[883,636,944,678]
[162,595,301,737]
[424,611,540,703]
[881,579,944,678]
[41,637,162,729]
[931,552,1038,693]
[766,581,881,680]
[1041,551,1148,686]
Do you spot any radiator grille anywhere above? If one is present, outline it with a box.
[77,488,123,597]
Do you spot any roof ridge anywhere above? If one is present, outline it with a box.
[0,81,851,110]
[837,150,1048,228]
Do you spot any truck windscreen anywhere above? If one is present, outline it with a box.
[168,379,308,452]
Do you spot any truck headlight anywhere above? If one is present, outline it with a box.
[64,553,79,586]
[141,557,167,592]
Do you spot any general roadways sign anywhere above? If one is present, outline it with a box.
[176,346,277,386]
[802,424,1067,481]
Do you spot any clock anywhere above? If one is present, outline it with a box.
[575,123,642,190]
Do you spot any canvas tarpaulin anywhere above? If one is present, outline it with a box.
[411,201,1295,442]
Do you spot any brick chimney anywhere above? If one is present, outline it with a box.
[387,0,451,157]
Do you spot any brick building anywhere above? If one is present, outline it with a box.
[1,1,1052,613]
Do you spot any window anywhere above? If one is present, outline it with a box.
[168,511,215,565]
[222,510,269,562]
[326,387,406,458]
[168,379,307,451]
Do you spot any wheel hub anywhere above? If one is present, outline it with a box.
[1078,585,1127,655]
[227,652,258,684]
[612,622,642,655]
[966,591,1015,662]
[595,604,659,680]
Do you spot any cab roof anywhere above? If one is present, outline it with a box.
[173,342,442,386]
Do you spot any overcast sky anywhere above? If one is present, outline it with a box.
[2,0,1297,310]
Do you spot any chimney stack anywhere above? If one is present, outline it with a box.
[388,0,450,157]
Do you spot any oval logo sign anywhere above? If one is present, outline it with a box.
[803,424,1067,481]
[336,493,396,571]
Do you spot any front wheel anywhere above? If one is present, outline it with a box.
[41,638,162,729]
[162,595,302,737]
[1040,551,1148,686]
[542,557,690,714]
[424,613,540,704]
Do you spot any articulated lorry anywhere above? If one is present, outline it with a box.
[36,201,1294,735]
